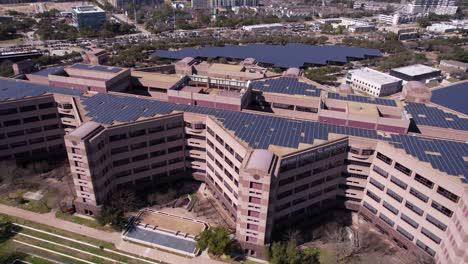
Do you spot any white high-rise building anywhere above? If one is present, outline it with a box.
[407,0,458,15]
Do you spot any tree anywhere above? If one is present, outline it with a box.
[96,206,127,230]
[266,240,320,264]
[417,18,431,28]
[109,189,138,213]
[196,226,232,257]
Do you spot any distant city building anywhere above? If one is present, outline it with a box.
[439,60,468,74]
[71,5,106,30]
[378,13,426,25]
[319,17,376,33]
[242,23,284,33]
[81,49,108,65]
[192,0,258,9]
[406,0,458,15]
[426,23,458,33]
[390,64,442,83]
[346,68,403,97]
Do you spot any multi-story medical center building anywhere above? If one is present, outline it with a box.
[0,72,467,263]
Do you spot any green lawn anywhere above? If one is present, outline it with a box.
[55,210,115,232]
[0,189,51,214]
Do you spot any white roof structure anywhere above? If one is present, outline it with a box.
[72,5,105,14]
[391,64,440,77]
[348,67,401,85]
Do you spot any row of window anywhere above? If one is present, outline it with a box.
[3,113,58,127]
[0,102,55,116]
[109,122,183,142]
[206,127,244,164]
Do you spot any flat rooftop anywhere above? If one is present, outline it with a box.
[68,63,123,73]
[138,211,205,237]
[430,82,468,115]
[0,78,83,102]
[1,77,467,178]
[327,92,398,106]
[391,64,440,77]
[250,77,321,97]
[349,68,401,85]
[72,5,105,13]
[31,66,66,77]
[152,43,382,68]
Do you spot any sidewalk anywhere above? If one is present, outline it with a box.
[0,204,224,264]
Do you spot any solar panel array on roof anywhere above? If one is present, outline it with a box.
[431,82,468,115]
[405,102,468,131]
[152,43,382,68]
[388,135,468,182]
[81,93,468,178]
[328,92,397,106]
[250,77,321,97]
[31,66,66,77]
[0,78,466,179]
[0,79,83,102]
[70,63,122,73]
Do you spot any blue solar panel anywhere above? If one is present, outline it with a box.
[0,78,83,102]
[250,77,321,97]
[126,227,196,253]
[152,43,382,68]
[328,92,397,106]
[405,102,468,131]
[69,63,122,73]
[31,66,66,77]
[431,82,468,115]
[1,78,466,179]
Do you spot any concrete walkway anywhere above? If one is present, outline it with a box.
[0,204,224,264]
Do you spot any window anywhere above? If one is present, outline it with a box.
[168,157,184,164]
[397,226,414,241]
[295,184,309,193]
[148,126,164,133]
[278,177,294,186]
[166,122,182,129]
[414,174,434,189]
[23,116,40,123]
[134,165,149,174]
[20,105,37,112]
[167,134,183,142]
[247,224,259,231]
[29,137,45,144]
[390,176,407,190]
[168,146,183,153]
[235,153,243,163]
[207,127,214,136]
[409,187,428,203]
[426,214,447,231]
[376,152,392,165]
[421,227,441,244]
[0,108,17,115]
[7,130,24,138]
[26,127,42,134]
[383,201,398,215]
[44,124,59,131]
[38,102,55,109]
[41,113,57,120]
[277,190,292,200]
[113,158,129,167]
[250,182,262,190]
[249,197,261,204]
[416,240,435,257]
[130,142,147,150]
[401,213,418,228]
[379,213,394,227]
[129,129,146,137]
[386,188,403,203]
[366,190,381,203]
[293,196,307,205]
[109,133,127,142]
[431,201,453,217]
[309,190,322,199]
[436,186,459,203]
[363,202,377,214]
[4,119,21,126]
[111,146,128,154]
[149,138,165,146]
[150,150,166,157]
[369,177,384,190]
[46,135,62,141]
[405,201,423,216]
[10,141,27,148]
[132,154,148,162]
[248,210,260,217]
[394,163,412,176]
[372,165,388,178]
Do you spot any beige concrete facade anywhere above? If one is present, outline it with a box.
[1,88,466,263]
